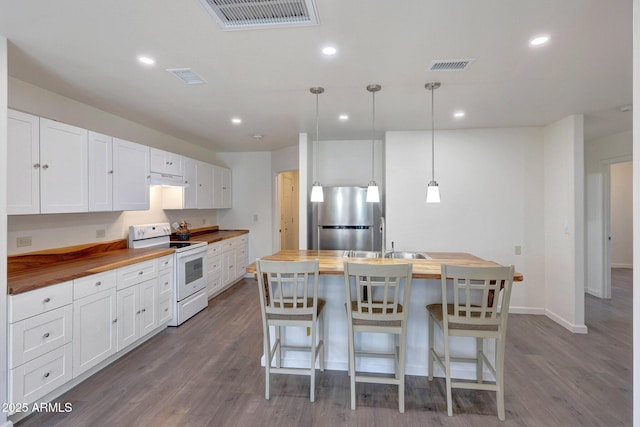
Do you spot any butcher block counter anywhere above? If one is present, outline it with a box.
[7,239,174,295]
[246,249,523,281]
[187,226,249,244]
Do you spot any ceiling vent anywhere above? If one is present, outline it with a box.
[166,68,207,85]
[198,0,319,31]
[429,59,475,72]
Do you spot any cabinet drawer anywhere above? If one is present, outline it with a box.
[158,254,173,271]
[74,270,117,300]
[158,294,173,325]
[221,238,237,252]
[158,270,173,298]
[9,343,73,408]
[9,281,73,323]
[208,242,223,257]
[208,255,222,273]
[9,305,73,368]
[117,259,157,290]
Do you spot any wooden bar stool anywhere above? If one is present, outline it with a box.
[343,261,413,413]
[427,264,515,420]
[255,258,325,402]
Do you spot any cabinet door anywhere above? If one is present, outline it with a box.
[220,167,232,208]
[7,109,40,215]
[222,251,236,285]
[88,131,113,212]
[150,148,183,176]
[140,279,157,336]
[113,138,150,211]
[196,161,214,209]
[116,286,139,351]
[39,118,89,213]
[73,289,117,377]
[213,166,232,209]
[183,157,198,209]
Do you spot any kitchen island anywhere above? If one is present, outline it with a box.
[246,250,522,378]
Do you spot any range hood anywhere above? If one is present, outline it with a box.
[149,172,189,187]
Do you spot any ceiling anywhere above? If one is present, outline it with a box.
[0,0,633,152]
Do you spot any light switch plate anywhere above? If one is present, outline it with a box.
[17,236,32,247]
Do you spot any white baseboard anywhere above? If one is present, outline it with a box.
[585,288,604,298]
[545,309,588,334]
[611,263,633,269]
[509,306,545,315]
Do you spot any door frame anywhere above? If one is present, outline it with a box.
[273,169,299,253]
[602,155,632,299]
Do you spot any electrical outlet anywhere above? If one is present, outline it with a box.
[514,245,522,255]
[17,236,32,247]
[253,214,259,222]
[96,229,106,238]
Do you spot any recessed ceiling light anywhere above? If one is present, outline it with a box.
[338,114,349,121]
[231,117,242,125]
[137,56,156,65]
[529,35,550,47]
[252,134,264,140]
[322,46,337,56]
[453,111,465,119]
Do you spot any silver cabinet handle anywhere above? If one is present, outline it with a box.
[34,163,40,168]
[108,170,113,174]
[164,308,169,312]
[112,318,118,323]
[43,332,50,338]
[43,297,51,303]
[44,372,50,378]
[136,310,141,315]
[42,164,49,170]
[141,308,146,313]
[138,271,143,275]
[96,281,102,286]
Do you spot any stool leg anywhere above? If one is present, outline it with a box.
[275,326,282,368]
[310,322,316,402]
[476,337,483,384]
[428,314,434,381]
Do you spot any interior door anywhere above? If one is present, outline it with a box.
[279,170,299,250]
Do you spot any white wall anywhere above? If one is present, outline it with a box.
[7,187,218,254]
[317,139,383,188]
[385,128,546,314]
[0,35,10,427]
[611,161,633,268]
[584,130,632,296]
[216,152,273,264]
[543,115,586,333]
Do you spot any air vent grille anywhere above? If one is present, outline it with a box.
[199,0,319,30]
[429,59,474,71]
[166,68,207,85]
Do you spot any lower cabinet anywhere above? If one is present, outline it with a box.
[208,234,249,299]
[7,256,174,417]
[116,278,157,351]
[73,288,117,377]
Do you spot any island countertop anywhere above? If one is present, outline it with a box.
[246,249,523,281]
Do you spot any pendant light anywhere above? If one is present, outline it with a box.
[366,84,381,203]
[310,87,325,202]
[425,82,441,203]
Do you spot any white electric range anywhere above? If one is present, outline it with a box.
[129,223,208,326]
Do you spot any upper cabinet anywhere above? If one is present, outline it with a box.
[196,161,214,209]
[113,138,150,211]
[7,110,40,215]
[213,165,232,209]
[150,148,183,176]
[8,111,89,215]
[88,131,113,212]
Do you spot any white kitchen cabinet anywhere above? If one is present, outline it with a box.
[7,109,40,215]
[235,235,248,279]
[196,161,214,209]
[150,147,183,176]
[116,285,139,351]
[72,288,117,377]
[140,279,158,336]
[157,255,174,325]
[113,138,150,211]
[88,131,113,212]
[207,242,223,298]
[161,157,197,210]
[222,247,236,286]
[39,118,89,214]
[213,165,232,209]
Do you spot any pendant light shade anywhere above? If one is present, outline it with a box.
[310,86,325,202]
[366,84,381,203]
[425,82,441,204]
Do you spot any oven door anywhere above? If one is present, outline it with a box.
[176,247,208,301]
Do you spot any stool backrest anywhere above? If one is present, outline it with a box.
[256,259,320,317]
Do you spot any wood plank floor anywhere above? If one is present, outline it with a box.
[17,269,632,426]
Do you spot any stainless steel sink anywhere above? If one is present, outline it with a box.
[343,250,381,258]
[384,251,431,260]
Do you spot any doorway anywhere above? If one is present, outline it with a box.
[603,159,633,298]
[276,170,299,250]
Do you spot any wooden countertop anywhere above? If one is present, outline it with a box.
[246,250,523,281]
[7,229,250,295]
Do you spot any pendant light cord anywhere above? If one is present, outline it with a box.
[316,91,320,182]
[431,85,435,182]
[371,90,375,181]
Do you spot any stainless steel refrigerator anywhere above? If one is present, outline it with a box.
[315,186,382,251]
